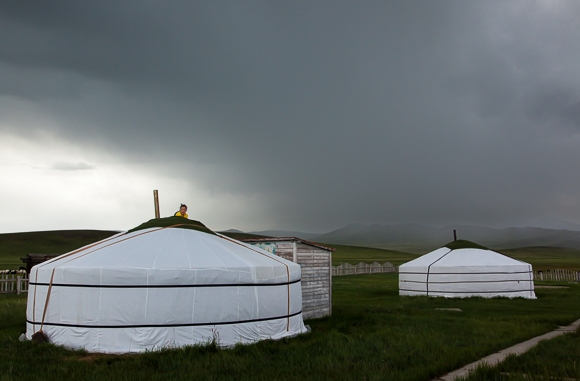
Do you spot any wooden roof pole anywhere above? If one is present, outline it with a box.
[153,190,160,219]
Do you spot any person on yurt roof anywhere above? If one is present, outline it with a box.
[174,203,188,218]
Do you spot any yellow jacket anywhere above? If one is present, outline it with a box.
[174,211,188,218]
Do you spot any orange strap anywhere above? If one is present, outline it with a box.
[39,269,55,332]
[32,268,38,331]
[35,232,124,270]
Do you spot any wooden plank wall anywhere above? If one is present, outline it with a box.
[275,242,331,320]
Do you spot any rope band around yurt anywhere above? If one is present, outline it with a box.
[29,278,301,288]
[26,310,303,329]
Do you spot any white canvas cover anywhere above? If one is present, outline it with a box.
[26,225,307,353]
[399,247,536,299]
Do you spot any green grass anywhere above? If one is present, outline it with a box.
[461,329,580,380]
[1,274,580,380]
[0,230,118,270]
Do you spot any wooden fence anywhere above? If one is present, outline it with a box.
[332,262,398,276]
[0,271,29,295]
[534,269,580,282]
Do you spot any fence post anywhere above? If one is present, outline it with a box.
[16,276,21,295]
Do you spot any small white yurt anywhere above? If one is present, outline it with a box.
[26,217,307,353]
[399,240,536,299]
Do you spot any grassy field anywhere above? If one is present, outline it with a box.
[329,243,580,270]
[498,246,580,271]
[0,231,420,269]
[462,330,580,380]
[326,243,419,266]
[328,243,580,270]
[1,274,580,381]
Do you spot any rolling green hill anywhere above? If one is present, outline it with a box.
[498,246,580,271]
[0,230,118,269]
[1,230,580,271]
[324,243,419,266]
[216,231,271,240]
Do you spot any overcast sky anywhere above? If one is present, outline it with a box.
[2,1,580,234]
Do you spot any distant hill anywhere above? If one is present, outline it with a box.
[249,230,320,240]
[217,231,271,240]
[524,217,580,231]
[310,223,580,253]
[230,224,580,253]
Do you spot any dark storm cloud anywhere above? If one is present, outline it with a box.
[2,1,580,231]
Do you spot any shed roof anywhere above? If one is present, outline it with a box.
[241,237,336,252]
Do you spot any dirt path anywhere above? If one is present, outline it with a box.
[432,318,580,381]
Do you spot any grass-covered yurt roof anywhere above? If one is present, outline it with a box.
[443,239,489,251]
[128,216,216,235]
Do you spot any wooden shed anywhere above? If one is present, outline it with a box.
[241,237,335,320]
[20,254,59,274]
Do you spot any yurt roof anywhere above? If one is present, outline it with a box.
[443,239,489,250]
[401,240,529,269]
[34,217,301,285]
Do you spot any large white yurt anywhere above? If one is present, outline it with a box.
[399,240,536,299]
[26,217,307,353]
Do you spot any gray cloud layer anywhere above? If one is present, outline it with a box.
[2,1,580,231]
